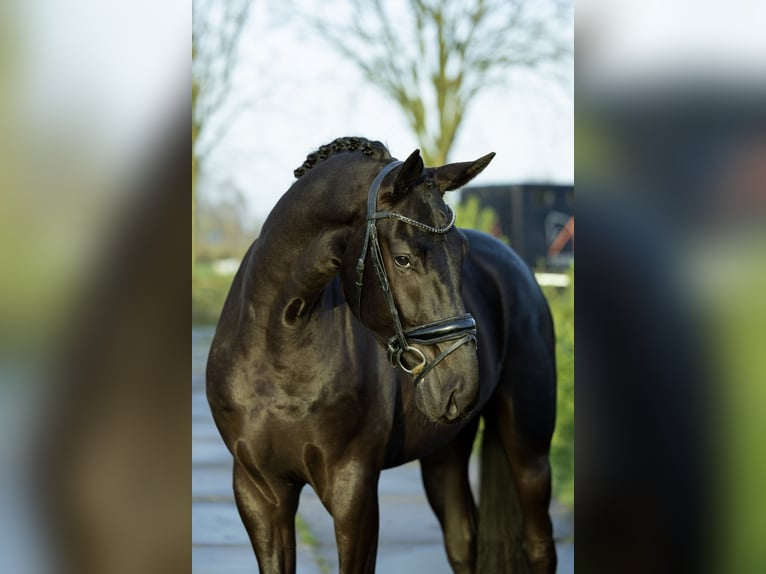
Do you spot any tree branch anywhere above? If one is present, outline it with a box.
[192,0,252,156]
[302,0,572,164]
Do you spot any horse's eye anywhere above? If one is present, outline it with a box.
[394,255,411,269]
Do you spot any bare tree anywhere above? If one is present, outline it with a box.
[306,0,572,166]
[192,0,252,263]
[193,0,252,158]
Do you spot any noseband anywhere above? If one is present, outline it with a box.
[353,161,477,385]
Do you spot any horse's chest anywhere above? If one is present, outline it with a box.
[384,409,468,467]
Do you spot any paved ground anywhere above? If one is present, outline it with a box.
[193,327,573,573]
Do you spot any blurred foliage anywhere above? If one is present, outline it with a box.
[543,267,574,508]
[192,0,252,265]
[455,196,508,243]
[192,263,235,325]
[706,235,766,573]
[195,183,258,263]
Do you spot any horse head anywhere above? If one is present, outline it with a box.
[341,149,495,423]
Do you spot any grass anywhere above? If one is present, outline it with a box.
[296,515,331,574]
[543,269,575,509]
[192,263,235,325]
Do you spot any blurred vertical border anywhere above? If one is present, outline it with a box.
[576,1,766,572]
[1,0,190,572]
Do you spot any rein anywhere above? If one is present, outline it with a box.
[353,161,477,385]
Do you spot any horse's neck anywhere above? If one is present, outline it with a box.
[245,175,361,335]
[268,225,348,303]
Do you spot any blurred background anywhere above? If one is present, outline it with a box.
[1,0,764,572]
[576,1,766,573]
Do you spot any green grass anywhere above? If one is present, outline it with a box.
[709,242,766,573]
[295,515,330,574]
[192,264,235,325]
[543,269,574,509]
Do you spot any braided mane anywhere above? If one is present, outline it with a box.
[294,137,392,179]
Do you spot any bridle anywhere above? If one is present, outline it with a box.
[353,160,477,386]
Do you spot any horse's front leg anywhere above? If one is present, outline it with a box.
[323,462,380,574]
[233,458,302,574]
[420,418,480,574]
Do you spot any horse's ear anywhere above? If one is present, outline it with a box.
[433,152,496,193]
[389,149,424,202]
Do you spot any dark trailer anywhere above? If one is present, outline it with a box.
[461,183,574,270]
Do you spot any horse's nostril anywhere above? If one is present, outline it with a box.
[446,393,459,420]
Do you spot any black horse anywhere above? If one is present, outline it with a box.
[206,137,557,573]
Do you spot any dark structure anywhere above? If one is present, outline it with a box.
[462,184,574,270]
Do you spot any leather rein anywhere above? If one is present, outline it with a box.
[353,161,477,385]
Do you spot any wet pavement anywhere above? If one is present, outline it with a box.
[193,327,573,573]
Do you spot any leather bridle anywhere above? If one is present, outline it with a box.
[353,161,477,385]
